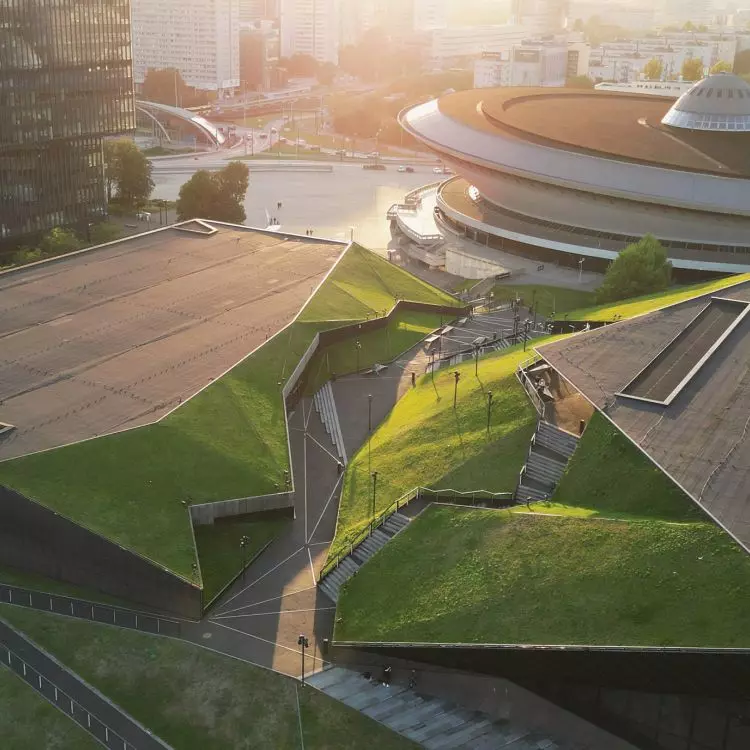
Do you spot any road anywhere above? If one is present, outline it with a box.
[151,150,435,250]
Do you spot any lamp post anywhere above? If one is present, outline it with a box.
[474,344,480,376]
[578,257,584,283]
[371,470,378,526]
[240,535,250,581]
[298,634,309,685]
[453,370,460,409]
[368,393,373,476]
[486,391,493,434]
[355,339,361,374]
[523,320,532,352]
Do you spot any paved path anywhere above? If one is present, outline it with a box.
[0,617,170,750]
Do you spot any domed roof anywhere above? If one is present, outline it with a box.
[661,73,750,131]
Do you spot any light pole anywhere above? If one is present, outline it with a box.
[578,257,584,283]
[453,370,460,409]
[486,391,493,434]
[474,344,480,377]
[355,339,361,374]
[298,634,309,685]
[349,226,354,243]
[368,393,373,476]
[371,470,378,525]
[240,535,250,581]
[523,320,532,352]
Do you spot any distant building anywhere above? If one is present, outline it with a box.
[567,40,591,78]
[280,0,340,63]
[0,0,135,244]
[240,23,281,91]
[132,0,240,93]
[413,0,448,31]
[240,0,280,24]
[511,0,568,34]
[474,43,569,88]
[429,24,529,65]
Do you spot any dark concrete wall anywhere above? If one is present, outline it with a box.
[0,486,202,618]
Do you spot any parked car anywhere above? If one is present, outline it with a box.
[397,165,415,173]
[363,163,386,170]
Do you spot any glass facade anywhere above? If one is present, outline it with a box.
[0,0,135,242]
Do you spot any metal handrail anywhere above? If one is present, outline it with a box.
[319,485,516,582]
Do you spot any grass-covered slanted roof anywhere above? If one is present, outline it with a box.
[335,407,750,648]
[0,244,459,583]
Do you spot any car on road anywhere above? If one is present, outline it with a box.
[368,151,380,158]
[363,163,386,170]
[398,166,415,173]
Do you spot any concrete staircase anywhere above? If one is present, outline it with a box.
[308,667,571,749]
[319,512,410,603]
[516,421,579,503]
[313,381,348,464]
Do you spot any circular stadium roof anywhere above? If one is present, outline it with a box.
[661,73,750,131]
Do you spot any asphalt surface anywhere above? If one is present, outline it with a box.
[0,617,168,750]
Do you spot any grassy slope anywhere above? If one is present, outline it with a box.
[0,664,100,750]
[335,506,750,647]
[335,412,750,647]
[565,273,750,322]
[0,606,416,750]
[195,516,289,606]
[0,244,458,581]
[491,284,594,319]
[330,345,537,560]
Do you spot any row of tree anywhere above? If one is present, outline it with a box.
[642,57,731,82]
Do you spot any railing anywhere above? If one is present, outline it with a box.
[517,355,546,419]
[319,485,516,582]
[0,644,142,750]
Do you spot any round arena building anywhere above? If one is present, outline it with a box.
[399,73,750,276]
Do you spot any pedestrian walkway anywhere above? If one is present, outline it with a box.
[308,666,573,749]
[0,617,170,750]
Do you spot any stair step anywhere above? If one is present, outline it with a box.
[370,529,391,546]
[425,719,494,749]
[308,667,348,691]
[318,579,339,603]
[516,485,550,502]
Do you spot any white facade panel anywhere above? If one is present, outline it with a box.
[280,0,340,64]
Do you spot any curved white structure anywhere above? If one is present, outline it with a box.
[661,73,750,131]
[399,85,750,274]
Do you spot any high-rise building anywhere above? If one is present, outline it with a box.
[0,0,135,244]
[413,0,447,31]
[280,0,341,64]
[240,0,280,24]
[131,0,240,93]
[512,0,568,34]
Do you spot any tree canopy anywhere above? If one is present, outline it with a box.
[104,139,154,208]
[643,58,664,81]
[734,49,750,75]
[141,68,211,108]
[710,60,733,74]
[681,57,704,82]
[596,235,672,303]
[176,162,250,224]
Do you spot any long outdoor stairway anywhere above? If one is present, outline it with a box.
[308,667,572,749]
[319,512,410,603]
[313,381,348,463]
[516,421,579,503]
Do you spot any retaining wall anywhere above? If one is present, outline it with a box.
[189,491,294,525]
[0,486,202,618]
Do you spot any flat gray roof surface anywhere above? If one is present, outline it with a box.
[0,224,342,461]
[539,280,750,550]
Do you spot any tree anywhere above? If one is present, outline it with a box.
[141,68,210,108]
[710,60,733,74]
[104,139,154,207]
[176,163,249,223]
[681,57,704,81]
[565,75,594,89]
[596,235,672,303]
[643,58,664,81]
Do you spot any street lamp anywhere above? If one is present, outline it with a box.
[298,634,310,685]
[578,257,585,283]
[474,344,480,377]
[240,535,250,581]
[523,320,532,352]
[355,339,361,373]
[486,391,493,434]
[371,470,378,525]
[453,371,460,409]
[368,393,373,476]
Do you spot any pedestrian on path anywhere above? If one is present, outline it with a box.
[411,371,416,388]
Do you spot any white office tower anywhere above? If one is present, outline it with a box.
[414,0,448,31]
[240,0,280,23]
[340,0,376,46]
[132,0,240,93]
[280,0,341,64]
[512,0,568,34]
[657,0,715,27]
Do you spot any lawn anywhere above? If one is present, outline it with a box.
[304,310,444,395]
[491,284,595,319]
[564,273,750,322]
[335,506,750,648]
[0,244,458,585]
[195,515,290,606]
[0,606,417,750]
[0,663,100,750]
[329,345,537,561]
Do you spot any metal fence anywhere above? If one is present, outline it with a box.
[1,645,136,750]
[0,585,182,637]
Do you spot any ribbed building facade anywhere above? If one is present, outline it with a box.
[0,0,135,243]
